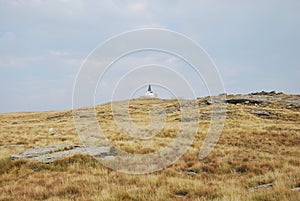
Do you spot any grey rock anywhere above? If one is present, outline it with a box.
[184,171,197,176]
[283,97,300,106]
[251,183,273,190]
[286,105,299,109]
[248,92,300,106]
[226,99,265,105]
[251,91,276,96]
[85,146,111,157]
[205,99,226,105]
[292,187,300,191]
[11,144,115,163]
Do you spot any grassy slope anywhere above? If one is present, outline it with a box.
[0,94,299,201]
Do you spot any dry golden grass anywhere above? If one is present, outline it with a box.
[0,94,299,200]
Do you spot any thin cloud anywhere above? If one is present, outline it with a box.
[0,0,299,112]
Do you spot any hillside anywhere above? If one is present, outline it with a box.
[0,92,299,201]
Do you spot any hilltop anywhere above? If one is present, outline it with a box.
[0,92,299,200]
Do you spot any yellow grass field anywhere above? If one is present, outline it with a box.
[0,93,299,201]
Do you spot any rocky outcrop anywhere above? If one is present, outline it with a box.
[11,144,115,163]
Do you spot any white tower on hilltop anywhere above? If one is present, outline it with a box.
[145,84,157,98]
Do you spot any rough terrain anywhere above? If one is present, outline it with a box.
[0,91,299,201]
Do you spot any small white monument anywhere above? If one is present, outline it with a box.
[145,84,157,98]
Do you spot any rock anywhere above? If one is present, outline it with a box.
[205,99,225,105]
[250,91,279,95]
[251,183,273,190]
[226,99,264,105]
[85,146,111,157]
[286,105,300,109]
[250,110,270,116]
[292,187,300,191]
[11,144,115,163]
[48,128,57,136]
[184,170,197,176]
[283,97,300,105]
[202,100,211,105]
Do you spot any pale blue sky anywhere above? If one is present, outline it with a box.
[0,0,299,112]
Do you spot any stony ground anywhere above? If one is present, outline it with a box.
[0,92,299,200]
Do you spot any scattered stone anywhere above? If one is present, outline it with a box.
[226,99,264,105]
[286,105,300,109]
[251,184,300,192]
[184,170,197,176]
[11,144,115,163]
[203,100,212,105]
[292,187,300,192]
[48,128,60,136]
[174,191,188,197]
[251,184,300,191]
[250,110,270,116]
[251,183,273,190]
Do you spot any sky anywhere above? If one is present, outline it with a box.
[0,0,299,112]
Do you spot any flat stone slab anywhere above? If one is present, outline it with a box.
[11,144,114,163]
